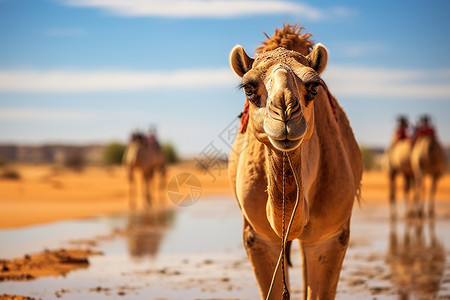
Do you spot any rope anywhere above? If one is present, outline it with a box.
[281,152,290,299]
[265,150,301,300]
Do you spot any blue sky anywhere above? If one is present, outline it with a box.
[0,0,449,156]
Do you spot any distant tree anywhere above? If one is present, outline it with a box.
[102,142,126,165]
[162,142,179,164]
[360,145,375,170]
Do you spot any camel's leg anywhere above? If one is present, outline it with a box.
[143,171,152,207]
[128,168,136,210]
[242,218,288,300]
[300,222,350,300]
[413,173,425,218]
[403,174,414,218]
[428,176,439,218]
[161,166,167,191]
[158,166,167,204]
[389,171,397,220]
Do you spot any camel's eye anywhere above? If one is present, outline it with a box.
[306,82,320,96]
[244,86,256,100]
[240,79,260,104]
[310,83,319,96]
[304,82,320,106]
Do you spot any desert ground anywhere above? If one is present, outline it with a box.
[1,162,450,299]
[0,162,232,229]
[1,163,450,229]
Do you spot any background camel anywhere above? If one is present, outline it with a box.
[385,140,415,219]
[228,24,363,299]
[123,132,166,208]
[411,134,446,217]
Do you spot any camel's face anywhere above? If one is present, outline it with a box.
[230,45,327,151]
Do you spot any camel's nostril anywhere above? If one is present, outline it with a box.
[287,101,301,120]
[268,103,286,122]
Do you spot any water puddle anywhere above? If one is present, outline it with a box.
[1,196,450,299]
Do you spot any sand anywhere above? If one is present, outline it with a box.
[0,248,102,300]
[0,248,101,281]
[1,163,449,229]
[361,169,450,203]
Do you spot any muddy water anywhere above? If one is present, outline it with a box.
[1,196,450,300]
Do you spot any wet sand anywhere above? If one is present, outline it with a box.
[1,197,450,299]
[0,249,101,281]
[0,295,39,300]
[1,163,450,299]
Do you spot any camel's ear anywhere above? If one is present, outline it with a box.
[229,45,254,77]
[306,43,328,75]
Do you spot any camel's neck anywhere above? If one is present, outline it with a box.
[265,146,308,240]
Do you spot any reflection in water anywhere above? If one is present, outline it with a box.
[126,207,176,258]
[387,217,445,299]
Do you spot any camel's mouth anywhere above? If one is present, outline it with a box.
[268,137,302,151]
[263,114,307,151]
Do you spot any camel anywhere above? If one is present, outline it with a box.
[123,132,166,208]
[228,24,363,300]
[385,139,415,219]
[387,218,445,299]
[410,134,446,217]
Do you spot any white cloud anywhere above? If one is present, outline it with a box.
[60,0,326,19]
[0,108,96,121]
[0,68,237,93]
[1,66,449,100]
[329,6,357,18]
[322,65,450,99]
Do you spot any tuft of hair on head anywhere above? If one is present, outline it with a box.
[256,23,314,56]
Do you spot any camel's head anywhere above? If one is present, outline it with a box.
[230,44,327,151]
